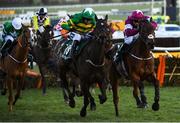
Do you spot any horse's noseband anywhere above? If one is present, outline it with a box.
[148,34,154,39]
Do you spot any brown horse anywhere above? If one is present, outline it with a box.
[0,26,30,111]
[57,15,112,117]
[31,25,55,95]
[108,20,160,116]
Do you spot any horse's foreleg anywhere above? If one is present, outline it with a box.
[88,91,96,111]
[139,81,148,108]
[80,83,89,117]
[1,80,7,95]
[132,80,142,108]
[111,78,119,116]
[39,65,47,95]
[13,75,24,105]
[62,88,69,104]
[109,64,120,116]
[97,78,107,104]
[147,73,160,111]
[7,78,13,111]
[60,73,75,108]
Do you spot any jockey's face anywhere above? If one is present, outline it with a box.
[39,14,46,20]
[83,18,91,25]
[133,19,141,27]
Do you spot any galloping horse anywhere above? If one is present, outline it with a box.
[0,26,30,111]
[58,15,112,117]
[109,20,160,116]
[31,25,54,94]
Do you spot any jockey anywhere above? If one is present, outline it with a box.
[32,7,50,34]
[0,17,23,57]
[61,7,96,59]
[115,10,157,62]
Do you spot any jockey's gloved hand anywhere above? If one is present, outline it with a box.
[146,17,153,22]
[38,26,45,33]
[69,32,81,41]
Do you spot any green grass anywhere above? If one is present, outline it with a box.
[0,86,180,122]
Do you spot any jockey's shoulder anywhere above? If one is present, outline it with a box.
[125,17,132,25]
[3,21,12,26]
[3,21,13,31]
[73,13,82,18]
[70,13,82,22]
[32,15,38,18]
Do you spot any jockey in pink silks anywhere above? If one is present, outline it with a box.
[115,10,157,62]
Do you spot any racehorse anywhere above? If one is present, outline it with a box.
[31,25,55,95]
[108,20,160,116]
[57,15,112,117]
[0,26,30,111]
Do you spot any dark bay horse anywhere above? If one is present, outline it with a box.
[108,20,160,116]
[57,15,112,117]
[31,25,54,94]
[0,26,30,111]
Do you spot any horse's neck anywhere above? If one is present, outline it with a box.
[131,38,151,57]
[82,39,105,64]
[12,38,28,60]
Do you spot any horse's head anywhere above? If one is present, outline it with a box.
[139,20,156,50]
[17,26,31,48]
[37,25,54,48]
[92,15,112,44]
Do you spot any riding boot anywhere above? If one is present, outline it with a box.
[115,43,129,64]
[69,40,79,59]
[0,40,12,58]
[8,41,17,53]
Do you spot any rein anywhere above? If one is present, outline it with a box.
[8,54,27,64]
[128,52,153,61]
[85,59,105,67]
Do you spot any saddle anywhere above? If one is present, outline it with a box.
[61,37,89,60]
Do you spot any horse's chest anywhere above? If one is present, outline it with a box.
[139,63,153,74]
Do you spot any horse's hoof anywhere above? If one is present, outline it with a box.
[98,95,107,104]
[80,108,86,117]
[69,99,75,108]
[152,102,159,111]
[8,105,13,112]
[64,99,69,105]
[90,102,96,111]
[115,112,119,117]
[42,93,46,96]
[137,103,148,108]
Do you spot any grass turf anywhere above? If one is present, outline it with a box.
[0,86,180,122]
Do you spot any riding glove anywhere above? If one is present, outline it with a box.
[69,32,81,42]
[38,26,45,33]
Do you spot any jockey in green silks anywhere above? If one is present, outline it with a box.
[0,17,23,58]
[61,7,96,59]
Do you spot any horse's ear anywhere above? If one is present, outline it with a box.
[95,14,98,21]
[105,15,108,22]
[67,14,72,18]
